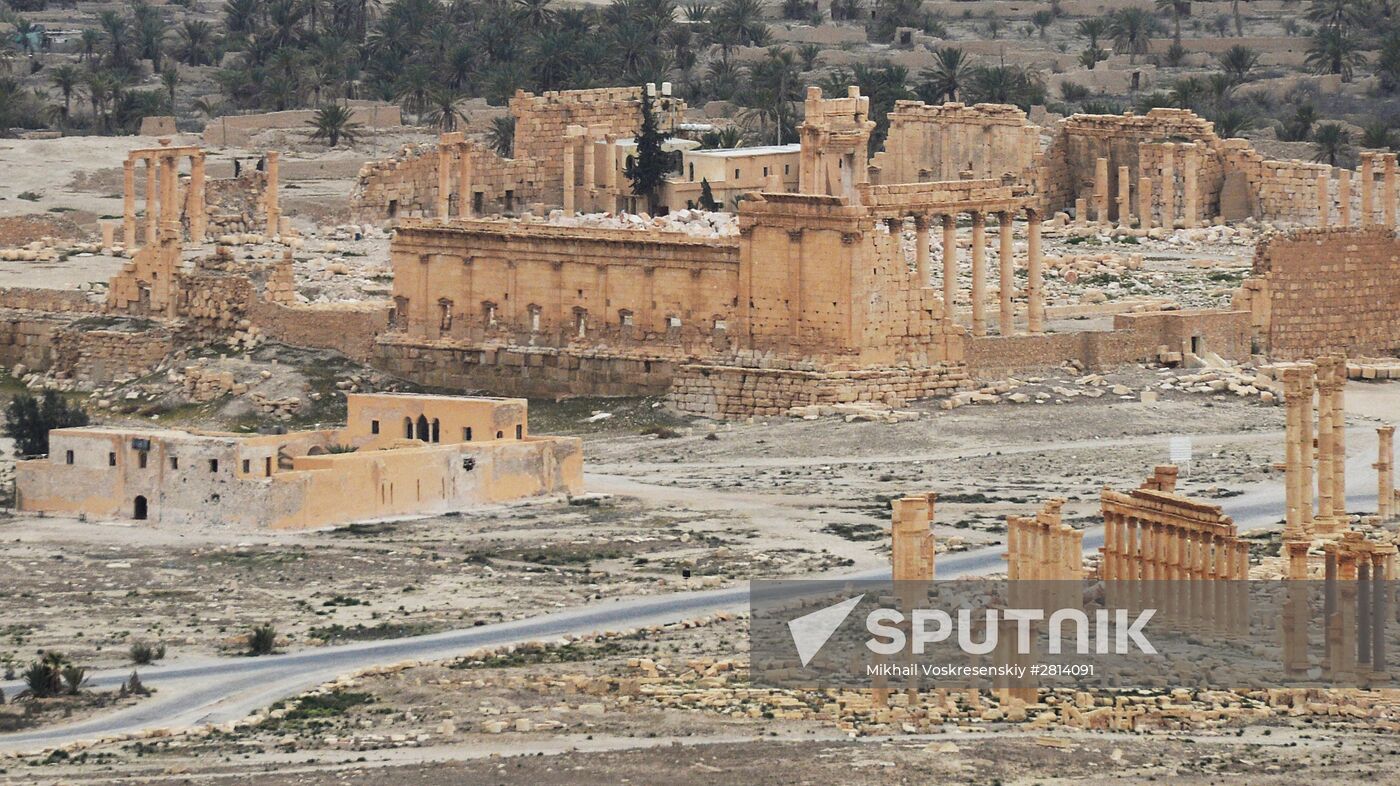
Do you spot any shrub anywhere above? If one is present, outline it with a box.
[129,640,166,665]
[248,624,277,656]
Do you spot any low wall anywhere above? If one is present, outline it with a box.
[669,361,974,419]
[374,338,677,397]
[965,309,1252,378]
[252,301,392,363]
[203,104,402,148]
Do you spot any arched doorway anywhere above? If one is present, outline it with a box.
[415,415,429,441]
[133,495,148,520]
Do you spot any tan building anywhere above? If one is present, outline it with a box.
[665,144,802,210]
[16,394,582,530]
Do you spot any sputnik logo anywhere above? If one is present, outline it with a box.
[787,594,864,667]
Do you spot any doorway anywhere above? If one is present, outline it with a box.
[133,495,148,520]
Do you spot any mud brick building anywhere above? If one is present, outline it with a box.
[17,394,582,530]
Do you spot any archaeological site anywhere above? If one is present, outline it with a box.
[5,0,1400,783]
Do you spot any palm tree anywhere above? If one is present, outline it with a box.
[1108,7,1160,64]
[514,0,556,27]
[393,63,433,122]
[1306,27,1366,80]
[1207,106,1257,138]
[133,1,168,73]
[1170,75,1207,109]
[486,115,515,157]
[176,20,218,67]
[1305,0,1363,30]
[1076,17,1109,47]
[79,29,101,64]
[1155,0,1191,45]
[1217,44,1259,82]
[49,64,82,124]
[424,87,467,131]
[1031,9,1054,39]
[710,0,769,51]
[162,67,178,114]
[307,104,362,147]
[739,46,802,145]
[1380,30,1400,91]
[917,46,973,103]
[1311,121,1353,166]
[1361,118,1395,149]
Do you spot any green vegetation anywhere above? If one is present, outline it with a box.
[247,623,277,656]
[3,390,89,457]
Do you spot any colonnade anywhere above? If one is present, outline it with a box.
[122,143,206,249]
[895,207,1046,336]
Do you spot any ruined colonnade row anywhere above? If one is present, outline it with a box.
[119,142,282,250]
[889,207,1046,337]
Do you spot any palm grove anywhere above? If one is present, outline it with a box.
[2,0,1400,164]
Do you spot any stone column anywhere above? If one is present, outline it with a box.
[458,141,473,218]
[1117,165,1131,227]
[123,157,137,249]
[189,152,206,242]
[1317,172,1330,227]
[582,134,597,212]
[1331,356,1346,521]
[265,151,280,236]
[1361,153,1375,226]
[1074,197,1087,227]
[891,494,936,582]
[100,221,115,252]
[562,137,576,215]
[1160,144,1176,227]
[436,138,453,219]
[942,214,958,323]
[1316,355,1338,531]
[145,156,158,245]
[1026,210,1044,334]
[1376,425,1395,521]
[970,212,987,337]
[1137,176,1152,230]
[605,135,619,211]
[1339,169,1352,226]
[998,211,1014,335]
[1387,154,1398,228]
[1094,157,1110,225]
[914,215,930,286]
[1102,512,1119,580]
[159,153,177,237]
[1283,364,1316,540]
[1183,147,1199,228]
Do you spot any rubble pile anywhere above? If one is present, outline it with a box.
[540,208,739,238]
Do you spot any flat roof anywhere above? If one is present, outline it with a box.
[349,392,525,404]
[687,144,801,158]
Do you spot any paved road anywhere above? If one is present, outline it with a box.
[0,428,1387,754]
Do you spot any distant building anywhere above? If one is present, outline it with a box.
[16,394,582,530]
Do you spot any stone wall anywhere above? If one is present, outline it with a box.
[205,171,270,235]
[202,103,401,148]
[1043,109,1222,220]
[669,358,974,418]
[374,338,676,398]
[51,319,174,385]
[1218,141,1333,225]
[252,300,392,363]
[1239,227,1400,359]
[350,87,686,223]
[390,219,741,354]
[350,139,537,223]
[0,287,103,314]
[872,101,1041,186]
[0,312,67,372]
[964,309,1252,377]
